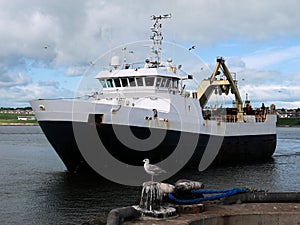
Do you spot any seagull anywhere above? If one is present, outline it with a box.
[44,44,51,50]
[143,159,166,182]
[188,45,196,51]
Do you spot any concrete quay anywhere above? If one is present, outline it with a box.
[102,191,300,225]
[124,203,300,225]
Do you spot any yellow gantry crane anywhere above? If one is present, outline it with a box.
[196,57,244,122]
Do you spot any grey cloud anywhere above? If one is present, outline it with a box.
[2,0,300,68]
[1,0,300,107]
[227,57,246,69]
[65,66,87,76]
[0,71,32,87]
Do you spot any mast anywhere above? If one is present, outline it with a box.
[149,14,171,66]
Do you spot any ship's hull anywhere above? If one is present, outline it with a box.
[38,120,276,173]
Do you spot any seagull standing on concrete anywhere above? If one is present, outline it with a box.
[143,159,166,182]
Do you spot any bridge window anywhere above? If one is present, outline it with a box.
[145,77,155,86]
[114,78,121,87]
[166,79,171,88]
[160,78,167,87]
[107,79,113,87]
[128,77,136,87]
[172,79,178,88]
[121,78,129,87]
[136,77,144,86]
[100,79,107,88]
[156,77,162,87]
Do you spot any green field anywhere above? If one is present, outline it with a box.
[276,117,300,127]
[0,113,37,124]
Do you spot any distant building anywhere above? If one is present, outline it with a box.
[17,116,36,121]
[276,108,300,118]
[0,109,34,114]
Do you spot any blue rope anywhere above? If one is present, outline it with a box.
[167,187,250,204]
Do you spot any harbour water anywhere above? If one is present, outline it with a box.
[0,126,299,225]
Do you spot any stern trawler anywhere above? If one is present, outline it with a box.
[30,15,277,174]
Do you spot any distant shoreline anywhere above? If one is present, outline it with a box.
[0,123,38,126]
[277,125,300,128]
[0,122,299,127]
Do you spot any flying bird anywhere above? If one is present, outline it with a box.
[143,159,166,182]
[188,45,196,51]
[44,44,50,50]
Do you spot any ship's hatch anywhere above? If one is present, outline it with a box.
[88,114,103,126]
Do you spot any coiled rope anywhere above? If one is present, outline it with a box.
[167,187,264,204]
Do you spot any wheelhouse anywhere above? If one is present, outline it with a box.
[99,76,178,89]
[95,67,182,94]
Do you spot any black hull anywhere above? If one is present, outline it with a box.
[38,121,276,173]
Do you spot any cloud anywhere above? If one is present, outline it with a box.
[0,84,73,107]
[219,55,300,108]
[242,45,300,69]
[227,57,246,69]
[239,79,300,108]
[0,71,32,87]
[65,66,88,76]
[38,80,60,88]
[1,0,300,107]
[1,0,300,68]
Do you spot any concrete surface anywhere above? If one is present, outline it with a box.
[124,203,300,225]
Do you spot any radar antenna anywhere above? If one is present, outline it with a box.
[149,14,171,66]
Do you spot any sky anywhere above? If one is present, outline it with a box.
[0,0,300,109]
